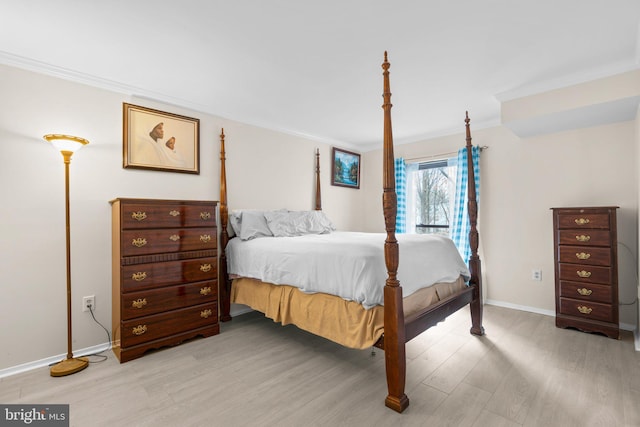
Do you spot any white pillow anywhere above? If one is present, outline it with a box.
[314,210,336,232]
[230,209,289,240]
[229,211,243,236]
[264,210,335,237]
[239,210,273,240]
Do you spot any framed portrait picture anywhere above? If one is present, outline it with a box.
[123,103,200,174]
[331,147,361,189]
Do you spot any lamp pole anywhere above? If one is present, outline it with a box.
[62,150,73,362]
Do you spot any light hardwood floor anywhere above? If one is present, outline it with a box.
[1,305,639,426]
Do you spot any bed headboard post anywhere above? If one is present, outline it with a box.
[465,112,479,263]
[219,128,232,322]
[382,52,399,279]
[381,51,409,413]
[315,148,322,210]
[465,112,484,335]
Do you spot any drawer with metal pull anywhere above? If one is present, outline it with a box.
[559,298,614,323]
[120,202,216,229]
[556,213,610,230]
[120,303,218,347]
[557,230,611,247]
[121,257,217,291]
[558,263,612,285]
[121,280,217,320]
[557,245,611,266]
[558,280,612,304]
[121,227,217,257]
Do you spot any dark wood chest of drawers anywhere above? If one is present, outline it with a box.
[111,198,219,362]
[551,206,619,339]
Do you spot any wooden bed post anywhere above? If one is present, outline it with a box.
[315,148,322,210]
[381,52,409,413]
[219,128,232,322]
[465,113,485,336]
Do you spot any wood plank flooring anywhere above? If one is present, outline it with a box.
[1,305,639,426]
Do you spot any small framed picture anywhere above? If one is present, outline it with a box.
[331,147,361,189]
[123,103,200,174]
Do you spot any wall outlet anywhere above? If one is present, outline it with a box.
[531,269,542,281]
[82,295,95,312]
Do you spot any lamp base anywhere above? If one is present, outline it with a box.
[50,357,89,377]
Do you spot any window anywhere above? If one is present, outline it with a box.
[408,159,457,235]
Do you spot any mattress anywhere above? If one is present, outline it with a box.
[226,231,470,309]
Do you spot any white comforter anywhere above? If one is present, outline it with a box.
[226,231,470,309]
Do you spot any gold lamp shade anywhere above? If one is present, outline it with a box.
[43,134,89,155]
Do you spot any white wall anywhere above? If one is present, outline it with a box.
[221,123,365,229]
[0,64,361,372]
[2,62,638,373]
[636,103,640,349]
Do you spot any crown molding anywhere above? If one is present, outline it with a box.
[0,50,217,114]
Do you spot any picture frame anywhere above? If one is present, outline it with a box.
[331,147,361,189]
[123,103,200,174]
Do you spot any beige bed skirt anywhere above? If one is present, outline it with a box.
[230,276,466,349]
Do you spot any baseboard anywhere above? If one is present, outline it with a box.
[620,321,637,332]
[0,342,111,379]
[486,299,639,344]
[485,299,555,317]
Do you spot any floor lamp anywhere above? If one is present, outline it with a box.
[44,134,90,377]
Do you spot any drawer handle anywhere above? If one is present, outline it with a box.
[575,252,591,260]
[200,234,212,243]
[169,234,181,241]
[577,288,593,296]
[200,211,212,220]
[132,298,147,309]
[132,325,147,335]
[169,210,180,217]
[574,218,590,225]
[575,235,591,242]
[200,286,212,296]
[131,272,147,282]
[131,238,147,247]
[577,306,593,315]
[201,309,213,318]
[576,270,592,278]
[200,263,212,272]
[131,211,147,221]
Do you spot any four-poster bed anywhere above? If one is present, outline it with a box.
[217,52,484,413]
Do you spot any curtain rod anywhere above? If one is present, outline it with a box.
[404,145,488,163]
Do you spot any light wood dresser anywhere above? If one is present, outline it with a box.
[111,198,219,362]
[551,206,619,339]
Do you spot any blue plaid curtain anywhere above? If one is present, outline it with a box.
[450,146,480,264]
[395,158,407,233]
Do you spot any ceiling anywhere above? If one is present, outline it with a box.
[1,1,639,151]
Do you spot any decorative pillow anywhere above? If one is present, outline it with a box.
[226,222,236,238]
[238,210,274,240]
[314,210,336,232]
[264,210,335,237]
[228,211,243,236]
